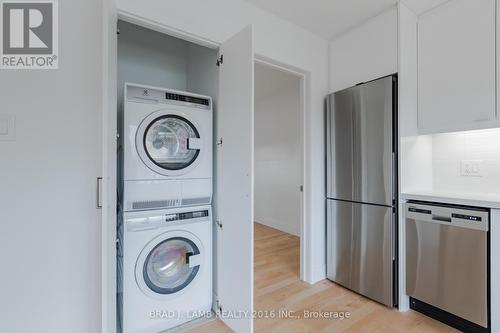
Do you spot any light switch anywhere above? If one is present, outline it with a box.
[0,115,15,141]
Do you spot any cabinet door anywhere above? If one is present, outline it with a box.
[216,25,254,333]
[418,0,496,134]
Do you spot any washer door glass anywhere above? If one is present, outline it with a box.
[143,237,200,294]
[143,115,200,171]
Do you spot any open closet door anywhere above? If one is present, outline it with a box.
[216,25,254,333]
[103,0,117,333]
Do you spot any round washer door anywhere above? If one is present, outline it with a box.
[136,230,205,299]
[136,110,204,176]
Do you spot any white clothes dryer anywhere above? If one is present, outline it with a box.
[122,83,213,211]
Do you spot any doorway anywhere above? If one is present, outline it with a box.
[253,62,305,322]
[254,63,302,238]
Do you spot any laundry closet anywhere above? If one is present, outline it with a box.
[116,19,254,333]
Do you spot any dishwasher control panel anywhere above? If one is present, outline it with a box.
[451,213,483,222]
[406,201,489,232]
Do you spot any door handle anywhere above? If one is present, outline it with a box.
[186,252,202,268]
[96,177,103,209]
[188,138,203,150]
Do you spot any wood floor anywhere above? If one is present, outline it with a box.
[186,223,458,333]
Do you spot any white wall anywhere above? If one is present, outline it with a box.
[117,20,189,103]
[254,65,301,236]
[432,129,500,194]
[117,20,219,102]
[400,128,500,195]
[117,0,330,283]
[186,44,219,100]
[398,3,431,193]
[329,7,398,92]
[398,3,418,138]
[0,0,103,332]
[400,137,434,195]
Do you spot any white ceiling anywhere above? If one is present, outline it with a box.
[245,0,450,39]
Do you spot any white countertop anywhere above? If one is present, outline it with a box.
[401,191,500,209]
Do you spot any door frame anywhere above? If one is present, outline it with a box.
[253,55,308,281]
[102,8,312,333]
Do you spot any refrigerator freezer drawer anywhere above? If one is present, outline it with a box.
[327,199,395,307]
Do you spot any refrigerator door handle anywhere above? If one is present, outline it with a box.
[326,97,332,198]
[392,209,397,260]
[392,152,397,204]
[351,91,359,200]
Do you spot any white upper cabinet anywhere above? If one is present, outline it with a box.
[417,0,498,134]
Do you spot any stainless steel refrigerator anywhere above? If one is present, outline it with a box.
[326,75,398,308]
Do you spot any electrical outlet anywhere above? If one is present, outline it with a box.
[461,160,483,177]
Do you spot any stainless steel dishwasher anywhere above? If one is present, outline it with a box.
[405,201,489,332]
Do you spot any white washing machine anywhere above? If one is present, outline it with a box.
[122,83,213,212]
[121,206,213,333]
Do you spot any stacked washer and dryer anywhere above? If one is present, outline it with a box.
[118,83,214,333]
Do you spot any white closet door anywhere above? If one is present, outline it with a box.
[216,25,254,333]
[102,0,118,332]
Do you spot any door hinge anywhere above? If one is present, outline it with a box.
[300,185,304,192]
[216,137,223,147]
[216,219,223,230]
[216,54,223,67]
[117,27,120,35]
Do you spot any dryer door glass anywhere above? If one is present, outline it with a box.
[143,115,200,171]
[143,237,200,294]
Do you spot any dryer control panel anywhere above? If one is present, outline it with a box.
[126,84,211,110]
[165,209,209,222]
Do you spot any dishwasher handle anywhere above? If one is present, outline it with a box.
[431,215,452,223]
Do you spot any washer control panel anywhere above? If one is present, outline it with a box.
[126,209,211,231]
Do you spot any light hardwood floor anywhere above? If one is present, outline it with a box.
[186,223,458,333]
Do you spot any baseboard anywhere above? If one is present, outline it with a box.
[253,220,300,237]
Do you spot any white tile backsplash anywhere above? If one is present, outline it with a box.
[432,128,500,194]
